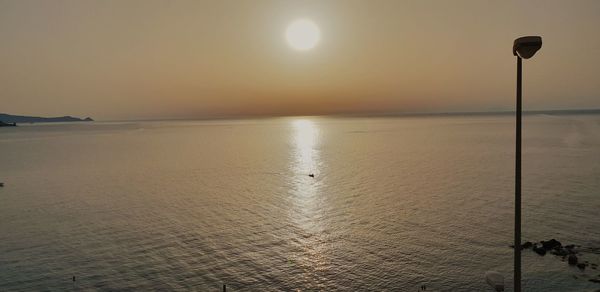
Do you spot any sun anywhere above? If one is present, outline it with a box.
[285,19,320,51]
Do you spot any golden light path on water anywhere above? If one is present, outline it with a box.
[288,119,330,283]
[292,119,320,178]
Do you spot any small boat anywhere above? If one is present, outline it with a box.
[485,271,504,291]
[308,174,315,178]
[0,182,4,187]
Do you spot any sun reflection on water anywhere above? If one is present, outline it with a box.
[288,118,330,281]
[292,119,320,178]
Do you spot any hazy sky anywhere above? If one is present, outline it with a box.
[1,0,599,120]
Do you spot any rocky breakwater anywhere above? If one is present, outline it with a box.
[511,238,600,284]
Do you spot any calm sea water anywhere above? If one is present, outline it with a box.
[1,115,599,291]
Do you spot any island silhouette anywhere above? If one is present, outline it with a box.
[0,113,93,125]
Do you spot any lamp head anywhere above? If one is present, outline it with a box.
[513,36,542,59]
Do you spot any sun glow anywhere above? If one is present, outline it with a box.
[285,19,320,51]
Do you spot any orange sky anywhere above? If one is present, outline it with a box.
[1,0,599,120]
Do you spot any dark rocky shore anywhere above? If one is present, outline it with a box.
[511,239,600,284]
[0,121,17,127]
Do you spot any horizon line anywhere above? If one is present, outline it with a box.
[98,108,600,123]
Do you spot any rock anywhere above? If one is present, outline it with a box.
[577,263,586,270]
[564,244,578,255]
[533,245,547,256]
[551,247,569,256]
[569,255,579,265]
[541,239,562,250]
[510,242,533,250]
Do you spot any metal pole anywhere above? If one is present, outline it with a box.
[514,56,522,292]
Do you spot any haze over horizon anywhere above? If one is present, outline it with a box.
[1,0,600,121]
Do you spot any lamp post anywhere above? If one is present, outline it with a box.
[512,36,542,292]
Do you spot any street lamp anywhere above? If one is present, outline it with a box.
[512,35,542,292]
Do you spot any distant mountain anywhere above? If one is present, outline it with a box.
[0,113,93,124]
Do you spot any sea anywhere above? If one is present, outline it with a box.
[1,114,599,291]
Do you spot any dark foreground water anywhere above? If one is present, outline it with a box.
[1,115,599,291]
